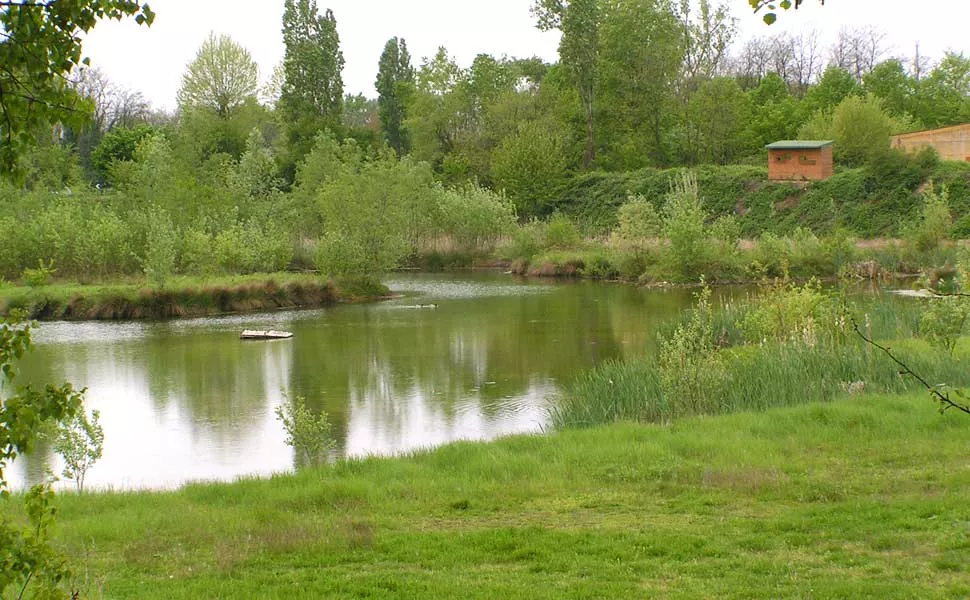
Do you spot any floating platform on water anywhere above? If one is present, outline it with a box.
[888,289,938,298]
[240,329,293,340]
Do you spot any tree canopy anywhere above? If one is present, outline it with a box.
[176,33,259,117]
[376,37,415,156]
[0,0,155,177]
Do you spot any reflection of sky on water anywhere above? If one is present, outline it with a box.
[7,273,685,491]
[345,379,552,457]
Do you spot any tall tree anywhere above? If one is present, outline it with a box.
[0,0,155,177]
[864,59,917,121]
[376,37,415,156]
[828,26,887,83]
[406,47,463,172]
[800,66,861,118]
[915,52,970,128]
[597,0,683,168]
[676,0,736,84]
[533,0,601,168]
[176,33,259,117]
[65,67,150,179]
[745,72,800,146]
[683,76,752,164]
[279,0,345,163]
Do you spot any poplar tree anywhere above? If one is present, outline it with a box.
[279,0,345,165]
[376,37,415,156]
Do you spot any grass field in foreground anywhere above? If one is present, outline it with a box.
[35,394,970,598]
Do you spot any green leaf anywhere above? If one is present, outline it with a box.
[762,13,777,24]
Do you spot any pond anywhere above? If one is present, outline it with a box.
[9,272,724,491]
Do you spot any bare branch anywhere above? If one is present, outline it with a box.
[853,321,970,416]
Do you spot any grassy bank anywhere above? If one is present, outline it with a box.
[14,394,967,598]
[0,273,390,320]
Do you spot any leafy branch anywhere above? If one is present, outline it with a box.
[853,320,970,416]
[748,0,823,24]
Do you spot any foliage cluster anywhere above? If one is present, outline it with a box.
[274,394,335,467]
[0,316,87,598]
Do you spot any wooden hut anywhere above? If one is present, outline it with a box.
[766,140,834,181]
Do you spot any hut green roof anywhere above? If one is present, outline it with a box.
[765,140,834,150]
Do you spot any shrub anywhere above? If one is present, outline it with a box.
[657,284,728,414]
[662,171,708,279]
[906,184,952,253]
[141,209,178,288]
[919,296,968,355]
[22,259,56,287]
[739,279,836,344]
[502,220,545,263]
[750,231,790,278]
[434,184,516,253]
[612,193,662,244]
[275,394,335,468]
[53,407,104,493]
[544,214,583,250]
[179,228,214,275]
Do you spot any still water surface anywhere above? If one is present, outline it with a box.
[10,273,707,490]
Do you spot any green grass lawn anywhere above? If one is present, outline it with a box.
[32,393,970,598]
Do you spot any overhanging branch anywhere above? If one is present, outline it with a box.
[853,321,970,416]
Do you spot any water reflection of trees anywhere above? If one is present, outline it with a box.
[13,277,704,481]
[287,280,647,454]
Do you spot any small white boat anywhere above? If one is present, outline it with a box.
[240,330,293,340]
[888,289,938,298]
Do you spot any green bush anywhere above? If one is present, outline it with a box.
[612,193,662,244]
[22,259,56,287]
[662,171,708,280]
[919,296,968,355]
[905,184,952,253]
[657,284,728,415]
[434,184,516,253]
[141,209,178,288]
[544,214,583,250]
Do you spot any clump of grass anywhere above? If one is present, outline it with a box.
[552,285,970,429]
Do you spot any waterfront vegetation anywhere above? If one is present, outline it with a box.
[0,149,966,323]
[553,280,970,427]
[0,273,389,320]
[2,271,968,597]
[5,0,970,597]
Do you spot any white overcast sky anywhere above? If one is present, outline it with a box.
[80,0,970,111]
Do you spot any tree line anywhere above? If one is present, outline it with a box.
[6,0,969,221]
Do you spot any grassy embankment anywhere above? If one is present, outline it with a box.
[0,273,389,320]
[18,393,968,598]
[481,158,970,283]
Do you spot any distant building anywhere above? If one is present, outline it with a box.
[766,140,834,181]
[891,123,970,162]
